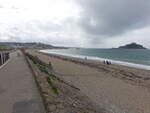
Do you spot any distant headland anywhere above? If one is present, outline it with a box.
[118,43,147,49]
[0,42,68,50]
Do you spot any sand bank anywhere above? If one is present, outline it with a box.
[28,50,150,113]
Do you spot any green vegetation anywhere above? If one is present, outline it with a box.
[37,64,59,95]
[0,45,8,50]
[37,64,49,74]
[46,77,59,95]
[26,53,59,95]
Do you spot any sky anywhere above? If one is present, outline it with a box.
[0,0,150,48]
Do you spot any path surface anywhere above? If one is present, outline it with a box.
[0,51,46,113]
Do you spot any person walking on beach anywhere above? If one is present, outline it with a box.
[103,60,106,64]
[104,60,111,65]
[85,57,87,60]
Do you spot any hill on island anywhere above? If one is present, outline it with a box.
[118,43,146,49]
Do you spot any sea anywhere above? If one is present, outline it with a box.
[41,48,150,70]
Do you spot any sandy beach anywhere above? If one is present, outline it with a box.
[28,50,150,113]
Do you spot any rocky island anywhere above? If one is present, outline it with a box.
[118,43,146,49]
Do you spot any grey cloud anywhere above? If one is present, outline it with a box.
[77,0,150,36]
[1,0,150,48]
[0,20,83,46]
[35,22,63,32]
[0,5,3,8]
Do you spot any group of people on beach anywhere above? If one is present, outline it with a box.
[103,60,111,65]
[84,56,111,65]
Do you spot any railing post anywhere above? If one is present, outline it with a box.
[2,53,4,64]
[0,53,2,65]
[4,52,6,63]
[2,53,4,65]
[0,52,10,66]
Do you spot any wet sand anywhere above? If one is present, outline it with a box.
[28,50,150,113]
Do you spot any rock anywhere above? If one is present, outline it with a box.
[57,103,64,109]
[118,42,146,49]
[48,105,56,111]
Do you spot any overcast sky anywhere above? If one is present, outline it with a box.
[0,0,150,48]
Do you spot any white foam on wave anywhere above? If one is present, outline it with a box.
[40,50,150,71]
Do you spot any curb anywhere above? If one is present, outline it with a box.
[23,53,48,113]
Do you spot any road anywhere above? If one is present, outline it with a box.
[0,51,46,113]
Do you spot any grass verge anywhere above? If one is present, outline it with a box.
[26,53,59,95]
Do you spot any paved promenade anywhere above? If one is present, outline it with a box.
[0,51,46,113]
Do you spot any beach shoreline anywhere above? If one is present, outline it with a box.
[40,49,150,71]
[28,49,150,113]
[37,50,150,88]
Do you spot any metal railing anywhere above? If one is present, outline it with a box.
[0,52,10,66]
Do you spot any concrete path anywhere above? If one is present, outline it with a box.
[0,51,46,113]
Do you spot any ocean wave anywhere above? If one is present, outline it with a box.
[40,50,150,71]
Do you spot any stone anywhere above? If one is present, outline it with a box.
[57,103,64,109]
[48,105,56,111]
